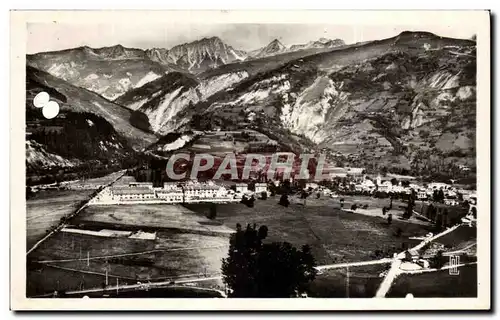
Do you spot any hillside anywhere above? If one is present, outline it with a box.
[26,45,177,100]
[115,70,250,135]
[165,32,476,177]
[26,66,158,150]
[26,31,477,180]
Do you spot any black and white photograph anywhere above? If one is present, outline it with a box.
[10,10,491,310]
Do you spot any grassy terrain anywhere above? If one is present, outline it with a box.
[309,264,389,298]
[64,170,125,189]
[28,224,229,296]
[74,204,234,235]
[185,196,431,264]
[387,264,477,297]
[27,263,118,297]
[27,190,476,298]
[26,189,94,250]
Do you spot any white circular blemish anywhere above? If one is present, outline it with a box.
[33,91,50,108]
[405,293,414,298]
[42,101,60,119]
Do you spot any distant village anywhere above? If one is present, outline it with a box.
[81,165,477,210]
[88,180,269,205]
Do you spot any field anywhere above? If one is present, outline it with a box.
[27,187,477,298]
[27,228,229,296]
[74,204,235,236]
[27,202,232,296]
[309,264,389,298]
[432,225,477,249]
[387,264,478,297]
[64,170,126,190]
[26,189,94,250]
[181,130,278,155]
[26,170,127,251]
[185,196,432,264]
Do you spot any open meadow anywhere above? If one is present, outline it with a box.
[26,189,94,250]
[184,196,433,264]
[309,263,389,298]
[64,170,126,190]
[74,204,235,236]
[27,203,231,296]
[27,189,476,298]
[387,264,477,297]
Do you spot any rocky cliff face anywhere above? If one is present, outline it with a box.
[27,45,171,100]
[249,39,287,59]
[26,31,476,177]
[146,37,247,74]
[289,38,345,52]
[26,66,157,150]
[164,32,476,174]
[115,70,250,135]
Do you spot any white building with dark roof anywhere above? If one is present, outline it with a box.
[156,183,184,203]
[183,183,234,203]
[254,183,268,194]
[235,183,248,193]
[89,181,238,205]
[111,187,156,201]
[89,186,156,204]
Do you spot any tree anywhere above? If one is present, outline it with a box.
[208,203,217,219]
[278,194,290,207]
[380,166,388,176]
[300,190,309,199]
[429,250,445,269]
[433,190,439,202]
[241,195,256,208]
[438,189,445,203]
[221,224,317,297]
[403,189,416,219]
[260,191,268,200]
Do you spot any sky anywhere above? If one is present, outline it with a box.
[27,23,477,54]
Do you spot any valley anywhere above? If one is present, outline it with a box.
[24,28,478,299]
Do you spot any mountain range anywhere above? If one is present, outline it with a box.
[26,31,477,182]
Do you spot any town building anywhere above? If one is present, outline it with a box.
[89,186,157,204]
[356,178,376,192]
[417,190,428,200]
[345,167,365,182]
[183,182,233,203]
[427,182,450,190]
[404,249,420,263]
[444,198,460,206]
[377,180,393,192]
[235,183,248,193]
[111,187,156,202]
[129,182,154,188]
[156,183,184,203]
[254,183,268,194]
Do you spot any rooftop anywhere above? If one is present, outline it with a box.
[111,187,155,195]
[183,185,222,191]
